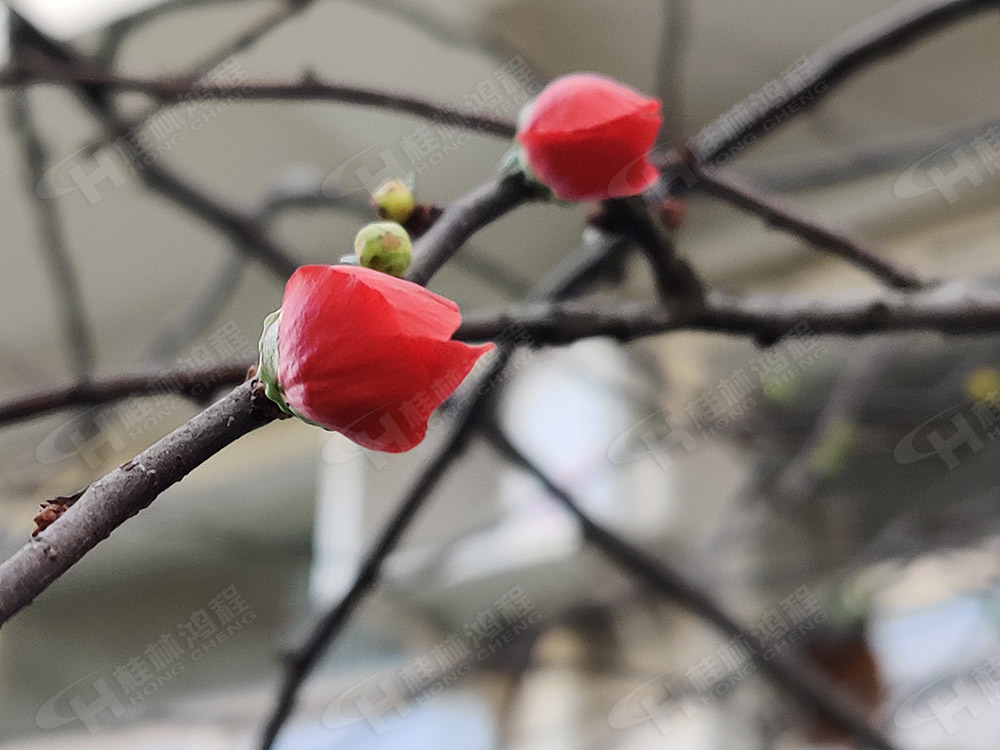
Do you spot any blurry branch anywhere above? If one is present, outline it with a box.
[145,252,249,363]
[95,0,321,150]
[0,63,519,139]
[258,232,628,749]
[0,363,250,428]
[655,0,690,142]
[455,282,1000,343]
[8,88,95,380]
[484,424,899,750]
[740,116,1000,193]
[599,197,704,313]
[0,380,283,626]
[685,162,926,290]
[689,0,998,165]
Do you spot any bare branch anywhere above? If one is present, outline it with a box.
[0,380,282,625]
[484,424,898,750]
[686,162,926,290]
[407,172,541,285]
[741,116,1000,193]
[0,63,518,139]
[98,0,321,144]
[598,197,704,312]
[455,283,1000,345]
[690,0,998,165]
[0,362,250,428]
[773,338,899,505]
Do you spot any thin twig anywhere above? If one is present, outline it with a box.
[0,63,519,139]
[10,279,1000,428]
[407,172,541,286]
[484,424,898,750]
[741,116,1000,193]
[93,0,321,151]
[689,0,999,165]
[772,337,902,506]
[0,362,250,428]
[687,163,926,290]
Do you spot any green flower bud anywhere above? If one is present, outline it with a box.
[354,221,413,277]
[371,179,416,224]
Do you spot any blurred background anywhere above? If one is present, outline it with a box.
[2,0,1000,747]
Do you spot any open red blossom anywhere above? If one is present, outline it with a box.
[265,265,492,452]
[516,73,663,202]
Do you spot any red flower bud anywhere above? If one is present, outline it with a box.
[259,265,492,452]
[516,73,662,202]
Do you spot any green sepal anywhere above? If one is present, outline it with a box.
[257,309,295,418]
[256,308,331,430]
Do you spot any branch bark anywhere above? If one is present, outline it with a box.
[0,381,282,624]
[456,283,1000,345]
[0,63,518,139]
[0,362,250,428]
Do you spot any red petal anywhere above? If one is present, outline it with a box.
[521,109,661,201]
[276,264,492,452]
[520,73,660,136]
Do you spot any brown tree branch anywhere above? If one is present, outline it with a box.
[688,0,998,165]
[484,424,898,750]
[685,162,927,290]
[0,63,519,139]
[407,172,542,285]
[597,197,705,313]
[455,282,1000,344]
[95,0,322,149]
[0,362,250,428]
[0,380,282,625]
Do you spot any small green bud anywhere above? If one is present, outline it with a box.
[354,221,413,277]
[371,179,416,224]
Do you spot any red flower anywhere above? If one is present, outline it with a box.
[516,73,662,202]
[259,265,492,452]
